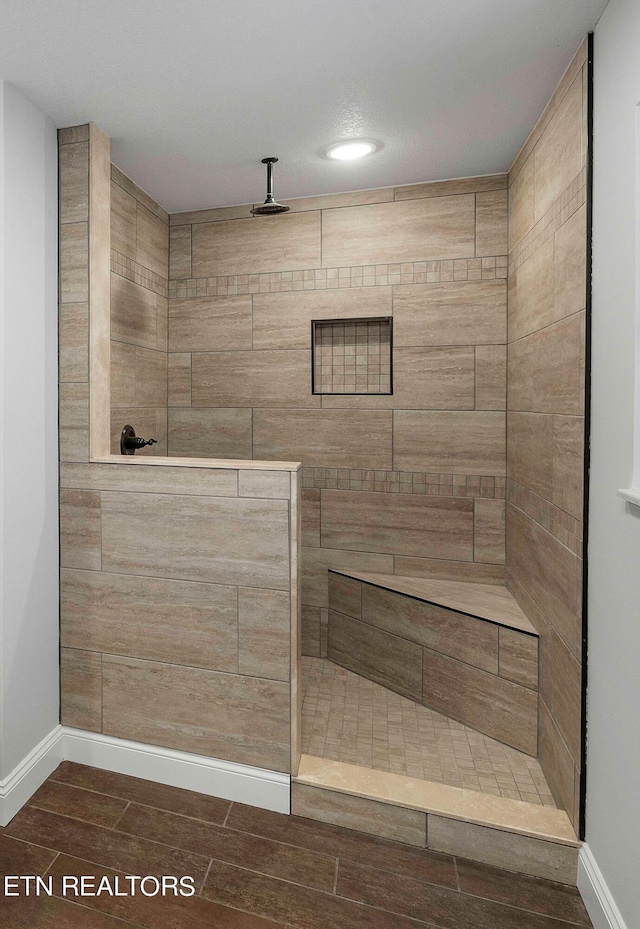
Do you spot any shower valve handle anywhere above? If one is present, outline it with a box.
[120,425,157,455]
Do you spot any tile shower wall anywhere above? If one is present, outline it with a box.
[506,40,588,830]
[110,165,169,455]
[167,176,509,653]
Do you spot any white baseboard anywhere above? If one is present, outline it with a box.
[578,844,628,929]
[0,725,65,826]
[1,726,290,826]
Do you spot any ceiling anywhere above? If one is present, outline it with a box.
[0,0,608,213]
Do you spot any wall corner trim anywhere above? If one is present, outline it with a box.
[578,844,629,929]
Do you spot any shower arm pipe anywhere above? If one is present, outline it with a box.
[264,157,276,203]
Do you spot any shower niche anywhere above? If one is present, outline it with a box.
[311,316,392,395]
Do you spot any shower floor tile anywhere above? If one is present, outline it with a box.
[301,657,556,808]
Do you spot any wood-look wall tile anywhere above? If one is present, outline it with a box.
[507,313,582,414]
[111,273,158,349]
[328,610,423,702]
[156,292,167,352]
[422,648,538,754]
[394,410,505,475]
[539,699,577,825]
[102,655,290,772]
[473,498,506,564]
[110,181,136,259]
[507,412,554,500]
[136,203,168,278]
[192,350,318,409]
[101,491,290,590]
[169,295,252,352]
[499,628,539,690]
[60,382,90,462]
[192,211,321,277]
[170,204,254,225]
[552,414,584,519]
[61,648,102,732]
[60,489,101,570]
[110,408,167,457]
[60,142,89,224]
[60,302,89,382]
[393,556,506,585]
[254,410,392,468]
[168,353,191,406]
[475,189,508,257]
[111,341,167,409]
[302,547,394,608]
[301,605,321,656]
[394,174,507,201]
[328,573,362,620]
[554,206,587,322]
[321,490,474,561]
[508,152,535,251]
[506,503,581,658]
[393,281,506,347]
[321,196,476,266]
[238,587,290,682]
[475,345,506,410]
[60,222,89,303]
[291,783,426,847]
[61,461,238,497]
[321,346,476,411]
[167,407,252,459]
[427,816,577,885]
[61,568,238,672]
[508,238,555,342]
[539,615,582,762]
[238,470,291,499]
[169,224,191,279]
[301,489,320,547]
[534,74,583,222]
[112,163,169,224]
[252,287,392,350]
[361,582,499,673]
[59,124,90,144]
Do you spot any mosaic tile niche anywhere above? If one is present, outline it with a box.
[312,317,392,395]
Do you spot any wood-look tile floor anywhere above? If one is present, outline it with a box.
[0,762,591,928]
[302,657,557,806]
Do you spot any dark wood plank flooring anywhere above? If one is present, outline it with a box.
[0,762,592,928]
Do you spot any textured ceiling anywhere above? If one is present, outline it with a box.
[0,0,608,212]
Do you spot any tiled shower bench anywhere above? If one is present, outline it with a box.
[327,570,540,755]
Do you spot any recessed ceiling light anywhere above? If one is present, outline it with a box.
[326,140,379,161]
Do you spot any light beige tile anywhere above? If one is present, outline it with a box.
[169,224,191,279]
[361,582,499,672]
[192,350,318,409]
[101,491,290,590]
[301,489,320,547]
[302,547,394,608]
[169,295,252,351]
[192,211,321,276]
[102,655,290,772]
[170,204,255,225]
[60,382,90,463]
[552,414,584,518]
[292,782,426,846]
[112,164,169,224]
[238,470,291,499]
[321,196,476,267]
[474,498,506,564]
[110,180,136,259]
[168,352,191,406]
[328,573,362,619]
[539,617,582,763]
[393,281,506,347]
[283,188,394,211]
[301,606,321,657]
[60,488,101,570]
[554,205,587,319]
[60,302,89,382]
[508,152,535,251]
[507,411,554,499]
[238,587,290,681]
[427,816,577,884]
[61,647,102,732]
[422,649,538,755]
[475,345,506,410]
[60,222,88,303]
[394,556,506,585]
[394,410,505,475]
[395,175,507,201]
[499,628,538,690]
[111,273,158,349]
[59,124,89,144]
[254,409,392,468]
[167,407,252,459]
[252,287,392,350]
[508,313,583,414]
[111,341,167,409]
[476,189,508,257]
[61,568,238,672]
[60,142,88,224]
[136,202,168,278]
[61,461,237,497]
[534,74,583,222]
[322,490,474,560]
[508,238,555,342]
[329,610,424,702]
[539,699,577,825]
[110,408,167,457]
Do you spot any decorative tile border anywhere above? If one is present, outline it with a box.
[111,249,168,298]
[169,256,508,299]
[507,479,583,556]
[303,467,506,499]
[509,170,586,274]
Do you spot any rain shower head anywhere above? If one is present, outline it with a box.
[250,157,290,215]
